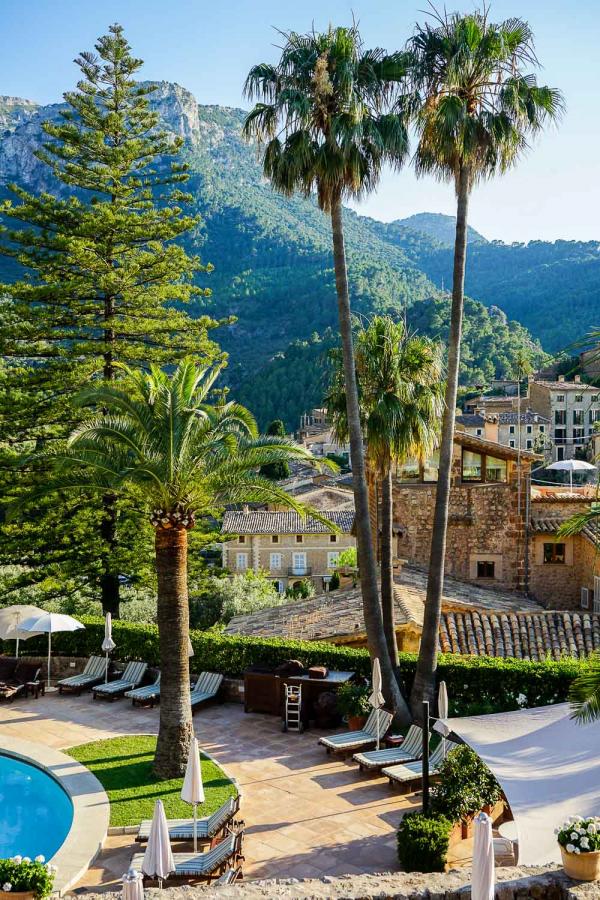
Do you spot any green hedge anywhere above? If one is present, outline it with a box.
[397,812,452,872]
[2,615,588,713]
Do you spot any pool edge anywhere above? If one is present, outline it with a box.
[0,735,109,896]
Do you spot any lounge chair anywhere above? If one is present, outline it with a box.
[125,673,161,707]
[213,867,242,885]
[92,660,147,701]
[57,656,106,695]
[382,740,457,788]
[0,661,41,702]
[136,796,240,843]
[353,723,424,771]
[318,708,393,755]
[131,831,243,883]
[190,672,223,713]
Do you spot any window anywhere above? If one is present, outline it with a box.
[477,560,495,579]
[592,395,599,403]
[236,552,248,570]
[573,427,585,444]
[555,428,567,444]
[590,409,600,424]
[238,535,246,544]
[526,424,532,434]
[485,455,507,483]
[327,551,340,569]
[295,535,303,543]
[329,534,337,543]
[423,451,439,482]
[526,439,533,450]
[462,450,482,481]
[509,425,515,435]
[509,439,515,448]
[539,425,545,433]
[573,409,584,426]
[476,428,483,437]
[271,535,279,544]
[557,446,565,461]
[397,458,420,482]
[273,580,285,594]
[575,394,583,403]
[291,552,307,574]
[555,410,566,426]
[555,394,565,403]
[544,542,566,565]
[269,552,282,570]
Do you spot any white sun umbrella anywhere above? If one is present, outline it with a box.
[102,613,116,683]
[142,799,175,887]
[546,458,597,493]
[181,736,204,853]
[438,680,449,758]
[368,658,385,751]
[0,605,45,658]
[471,811,495,900]
[18,612,85,689]
[122,867,144,900]
[188,636,194,658]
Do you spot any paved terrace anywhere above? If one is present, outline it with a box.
[0,695,425,891]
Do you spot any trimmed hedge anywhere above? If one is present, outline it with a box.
[397,811,452,872]
[2,615,588,713]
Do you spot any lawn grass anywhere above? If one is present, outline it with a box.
[67,735,237,827]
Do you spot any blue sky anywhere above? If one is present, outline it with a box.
[1,0,598,242]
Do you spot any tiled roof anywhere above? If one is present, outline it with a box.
[440,610,600,660]
[221,509,355,535]
[532,380,598,391]
[456,414,486,427]
[498,411,550,425]
[531,515,600,548]
[453,429,542,461]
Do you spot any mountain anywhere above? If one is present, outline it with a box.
[0,83,589,429]
[391,212,487,247]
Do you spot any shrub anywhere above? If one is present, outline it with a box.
[397,812,452,872]
[336,681,370,718]
[557,816,600,854]
[431,744,501,823]
[0,857,56,898]
[285,578,315,600]
[207,571,284,623]
[337,547,357,568]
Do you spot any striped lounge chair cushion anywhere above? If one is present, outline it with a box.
[131,833,237,878]
[190,672,223,706]
[58,656,106,687]
[383,740,456,784]
[319,708,393,751]
[353,724,424,769]
[125,675,161,701]
[94,661,147,695]
[137,797,237,842]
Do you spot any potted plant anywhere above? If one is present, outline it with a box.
[431,744,502,841]
[557,816,600,881]
[336,681,370,730]
[0,857,57,900]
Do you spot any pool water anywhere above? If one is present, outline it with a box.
[0,754,73,860]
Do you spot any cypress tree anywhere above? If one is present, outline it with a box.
[0,24,224,615]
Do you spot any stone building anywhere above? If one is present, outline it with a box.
[456,410,551,455]
[528,375,600,461]
[221,509,355,595]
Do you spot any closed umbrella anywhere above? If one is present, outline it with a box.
[546,459,597,493]
[142,799,175,887]
[0,605,44,658]
[18,612,85,689]
[122,867,144,900]
[472,812,495,900]
[438,680,449,758]
[181,736,204,852]
[102,613,116,683]
[368,658,385,751]
[188,637,194,658]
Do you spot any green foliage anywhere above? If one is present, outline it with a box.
[336,681,371,718]
[328,571,340,591]
[337,547,358,568]
[431,745,501,823]
[397,812,452,873]
[567,652,600,724]
[207,571,284,624]
[259,420,291,480]
[285,578,315,600]
[557,816,600,854]
[0,858,56,898]
[67,735,237,827]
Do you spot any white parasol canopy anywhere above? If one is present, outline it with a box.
[471,812,494,900]
[181,736,205,852]
[142,799,175,884]
[18,612,85,688]
[102,613,116,683]
[435,703,600,865]
[0,605,45,657]
[546,458,597,492]
[438,681,449,757]
[368,658,385,750]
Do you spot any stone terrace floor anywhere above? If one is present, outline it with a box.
[0,695,424,891]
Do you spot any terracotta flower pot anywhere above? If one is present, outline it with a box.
[560,846,600,881]
[347,714,367,730]
[0,892,36,900]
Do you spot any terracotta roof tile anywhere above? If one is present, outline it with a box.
[222,509,355,535]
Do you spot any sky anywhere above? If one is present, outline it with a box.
[1,0,598,243]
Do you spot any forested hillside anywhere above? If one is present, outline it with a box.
[1,82,593,429]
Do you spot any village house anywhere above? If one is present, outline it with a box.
[456,409,551,455]
[221,508,356,595]
[527,375,600,461]
[298,407,350,464]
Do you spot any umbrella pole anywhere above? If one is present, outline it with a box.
[105,651,109,684]
[47,631,52,689]
[16,635,19,659]
[193,802,197,854]
[570,469,573,493]
[422,700,430,814]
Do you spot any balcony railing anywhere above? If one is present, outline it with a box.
[288,566,312,576]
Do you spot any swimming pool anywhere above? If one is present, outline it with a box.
[0,753,73,860]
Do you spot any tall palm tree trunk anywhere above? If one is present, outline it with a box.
[410,165,470,717]
[380,465,399,667]
[330,196,410,724]
[153,524,193,778]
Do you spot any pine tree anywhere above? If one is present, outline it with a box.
[0,24,223,615]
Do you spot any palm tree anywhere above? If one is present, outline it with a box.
[327,317,444,668]
[22,359,325,777]
[243,25,412,721]
[407,8,563,716]
[569,653,600,723]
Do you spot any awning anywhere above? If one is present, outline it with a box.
[435,703,600,865]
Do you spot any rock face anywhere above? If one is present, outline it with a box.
[0,96,38,132]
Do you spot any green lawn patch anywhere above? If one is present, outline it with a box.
[67,735,237,827]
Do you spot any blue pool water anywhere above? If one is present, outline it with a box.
[0,753,73,859]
